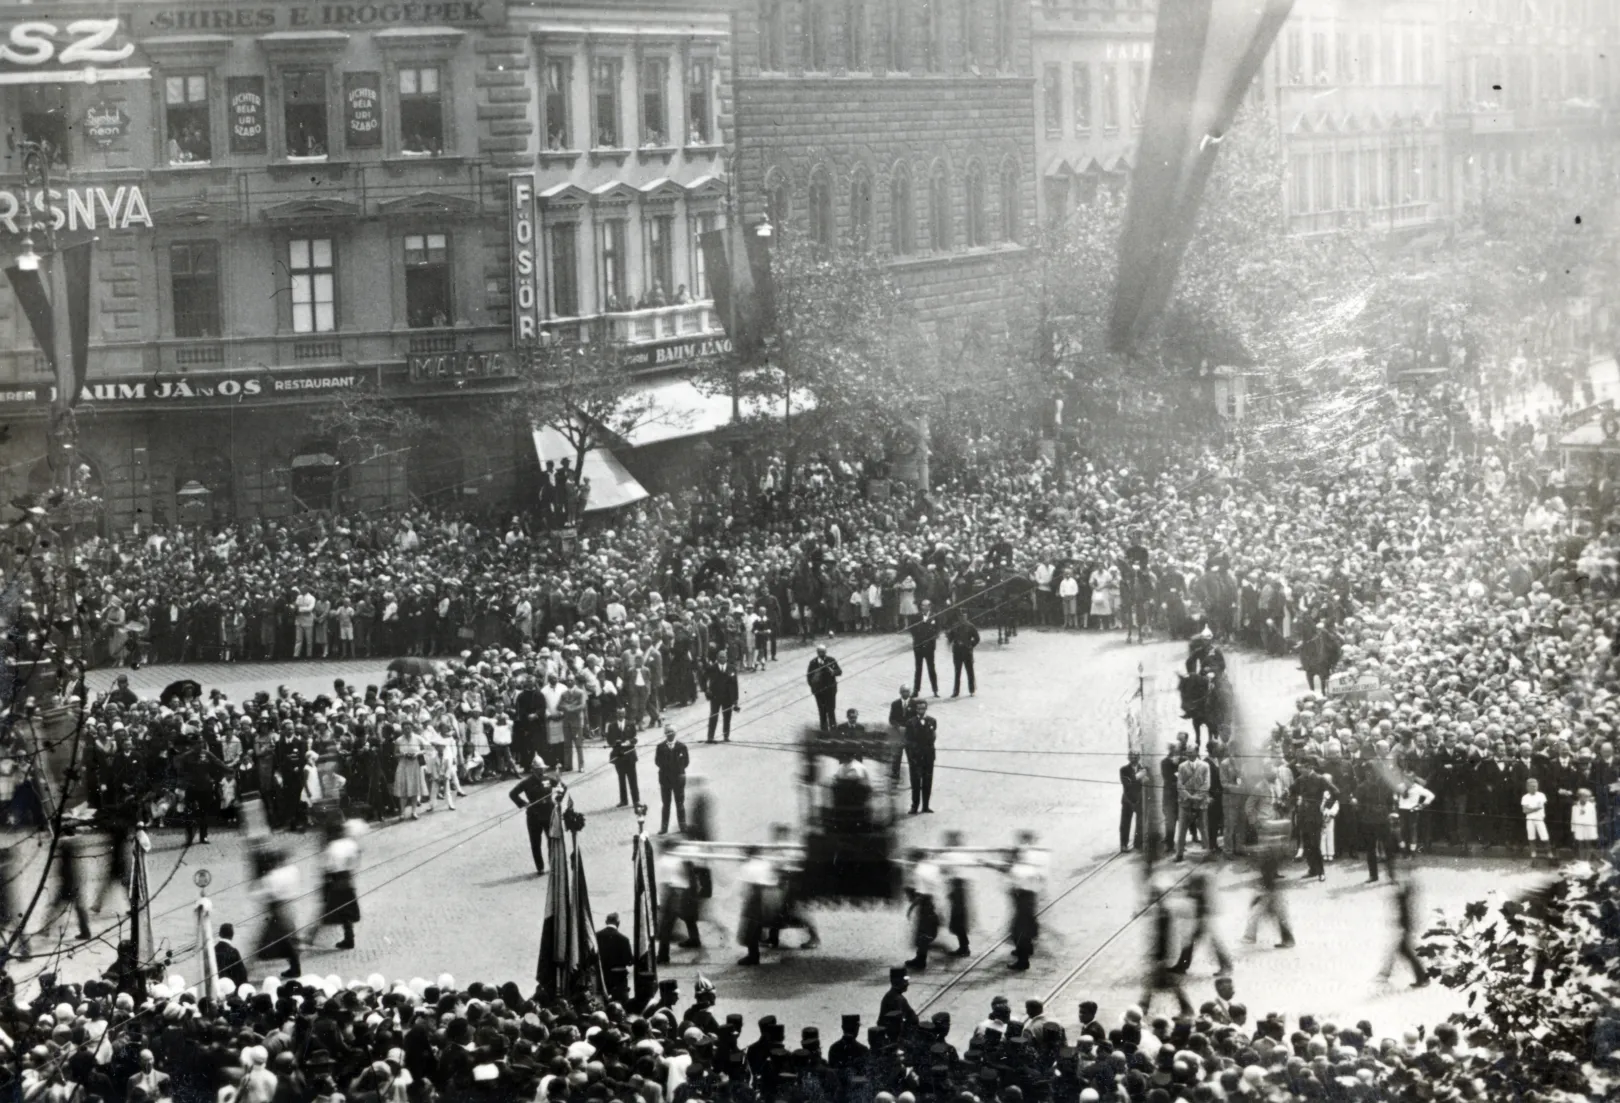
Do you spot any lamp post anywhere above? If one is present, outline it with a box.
[14,139,80,495]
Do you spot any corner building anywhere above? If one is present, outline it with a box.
[728,0,1036,337]
[0,0,741,528]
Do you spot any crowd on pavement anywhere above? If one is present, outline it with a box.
[0,951,1535,1103]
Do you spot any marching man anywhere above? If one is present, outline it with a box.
[1005,831,1047,971]
[905,849,942,972]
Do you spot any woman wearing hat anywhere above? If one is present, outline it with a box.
[391,723,427,821]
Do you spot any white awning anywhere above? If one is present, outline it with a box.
[619,377,817,448]
[291,453,337,468]
[531,427,649,512]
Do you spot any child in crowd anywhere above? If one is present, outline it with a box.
[1571,786,1598,860]
[1521,778,1549,860]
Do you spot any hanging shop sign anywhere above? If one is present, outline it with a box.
[344,72,382,149]
[509,173,541,345]
[83,100,131,149]
[0,184,152,235]
[0,18,149,84]
[228,76,267,153]
[138,1,506,34]
[0,367,377,407]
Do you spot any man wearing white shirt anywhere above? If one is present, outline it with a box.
[293,591,316,657]
[1033,560,1056,626]
[541,675,567,769]
[1397,779,1435,854]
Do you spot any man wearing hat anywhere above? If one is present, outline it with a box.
[879,967,919,1034]
[830,1015,869,1075]
[703,652,741,744]
[807,645,843,732]
[508,760,559,875]
[654,726,691,834]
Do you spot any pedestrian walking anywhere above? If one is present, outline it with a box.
[947,612,980,698]
[736,846,774,966]
[941,830,973,957]
[320,818,363,950]
[909,601,941,698]
[508,760,558,875]
[1120,751,1146,852]
[904,701,937,815]
[656,840,701,962]
[37,827,91,943]
[1377,881,1430,988]
[1141,877,1194,1016]
[905,850,942,972]
[654,725,690,834]
[806,646,842,731]
[254,848,303,978]
[704,654,740,743]
[1005,832,1045,970]
[1243,813,1296,949]
[1170,872,1232,975]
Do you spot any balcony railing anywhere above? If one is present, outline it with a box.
[602,302,721,344]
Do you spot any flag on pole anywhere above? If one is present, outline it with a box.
[1109,0,1296,354]
[570,839,605,1002]
[630,831,659,1005]
[700,216,773,365]
[3,240,93,409]
[130,827,154,996]
[195,897,221,1001]
[537,799,572,1001]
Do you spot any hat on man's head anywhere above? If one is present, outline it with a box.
[889,967,908,983]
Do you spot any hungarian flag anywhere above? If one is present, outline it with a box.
[630,830,659,1005]
[4,241,93,409]
[700,216,773,365]
[1109,0,1296,355]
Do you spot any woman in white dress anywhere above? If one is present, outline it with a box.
[1088,565,1117,630]
[392,724,427,821]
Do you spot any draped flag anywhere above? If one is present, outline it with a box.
[130,828,155,996]
[570,841,605,1002]
[700,215,773,366]
[537,802,572,1000]
[1109,0,1296,354]
[630,831,659,1004]
[4,241,93,409]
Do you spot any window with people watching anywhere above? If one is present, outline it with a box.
[165,74,212,163]
[404,233,451,328]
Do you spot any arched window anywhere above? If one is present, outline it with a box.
[999,159,1021,243]
[807,166,834,246]
[850,168,874,249]
[765,167,792,232]
[964,160,987,246]
[760,0,786,71]
[889,164,914,255]
[927,161,951,251]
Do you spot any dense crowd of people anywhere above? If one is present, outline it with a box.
[0,950,1541,1103]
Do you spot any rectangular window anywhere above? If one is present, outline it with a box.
[593,57,622,148]
[1339,149,1358,208]
[1314,151,1334,210]
[549,223,579,317]
[686,58,713,144]
[1285,27,1303,82]
[1311,31,1328,81]
[1337,32,1355,83]
[1426,145,1442,200]
[165,74,212,163]
[891,0,911,71]
[692,210,717,296]
[283,69,328,157]
[1043,64,1062,137]
[641,57,669,146]
[761,0,785,71]
[804,0,828,70]
[283,69,327,157]
[646,214,675,300]
[1101,64,1119,129]
[1290,153,1310,212]
[1379,31,1394,87]
[1073,62,1091,133]
[599,219,628,310]
[404,232,451,329]
[170,242,221,338]
[398,66,443,154]
[846,0,868,69]
[1358,32,1374,84]
[921,0,941,72]
[289,238,336,333]
[20,85,70,167]
[544,59,571,150]
[1363,149,1381,205]
[959,0,974,69]
[1128,60,1147,126]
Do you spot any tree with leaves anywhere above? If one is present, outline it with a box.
[503,340,676,476]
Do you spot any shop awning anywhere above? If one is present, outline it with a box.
[530,427,649,512]
[291,453,338,468]
[619,376,818,448]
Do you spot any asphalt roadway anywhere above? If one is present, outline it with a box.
[17,629,1545,1040]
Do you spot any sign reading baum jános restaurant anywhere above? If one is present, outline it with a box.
[0,368,376,408]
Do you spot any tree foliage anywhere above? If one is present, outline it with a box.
[1417,860,1618,1100]
[505,341,673,470]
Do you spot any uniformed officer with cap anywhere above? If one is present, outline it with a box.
[829,1015,869,1074]
[879,966,919,1034]
[508,759,559,875]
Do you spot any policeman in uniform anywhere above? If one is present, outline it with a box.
[879,966,919,1034]
[1005,832,1047,970]
[508,759,559,875]
[829,1015,869,1077]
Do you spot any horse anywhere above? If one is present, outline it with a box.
[1120,563,1158,644]
[1178,669,1232,751]
[1298,622,1343,694]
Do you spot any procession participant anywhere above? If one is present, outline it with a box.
[1005,832,1046,971]
[320,818,364,950]
[508,759,559,876]
[596,913,635,1003]
[736,846,775,967]
[254,846,303,979]
[904,849,942,973]
[940,831,973,958]
[656,839,701,963]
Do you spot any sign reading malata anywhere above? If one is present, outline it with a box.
[408,350,514,383]
[138,1,506,34]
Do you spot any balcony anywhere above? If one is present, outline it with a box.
[602,302,721,345]
[1288,201,1439,236]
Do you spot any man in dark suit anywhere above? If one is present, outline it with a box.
[806,646,843,731]
[947,612,980,698]
[605,705,640,808]
[596,913,635,1004]
[653,726,691,834]
[904,701,938,815]
[214,922,250,986]
[878,967,919,1034]
[509,761,559,875]
[1119,752,1146,852]
[703,655,741,743]
[514,674,547,770]
[909,602,941,698]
